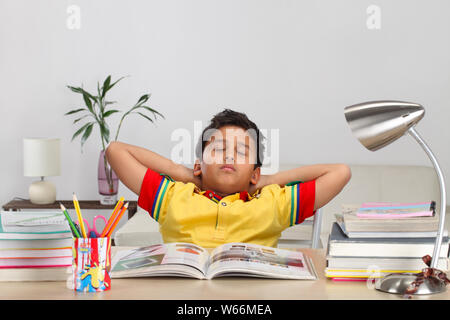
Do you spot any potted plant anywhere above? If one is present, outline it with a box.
[65,75,164,204]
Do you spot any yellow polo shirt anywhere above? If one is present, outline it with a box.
[138,169,316,248]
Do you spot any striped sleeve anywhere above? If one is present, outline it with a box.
[285,180,316,227]
[138,169,175,222]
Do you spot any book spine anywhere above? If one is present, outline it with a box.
[329,244,449,258]
[331,277,372,282]
[361,202,432,208]
[0,264,72,269]
[356,211,434,219]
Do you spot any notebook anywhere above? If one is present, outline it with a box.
[356,201,435,219]
[327,222,449,258]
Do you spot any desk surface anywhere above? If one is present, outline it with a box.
[0,247,448,300]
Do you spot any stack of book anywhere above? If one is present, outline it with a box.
[325,201,449,280]
[0,211,73,281]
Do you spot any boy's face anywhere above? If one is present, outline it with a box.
[194,125,261,196]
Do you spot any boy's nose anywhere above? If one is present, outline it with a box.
[225,154,234,163]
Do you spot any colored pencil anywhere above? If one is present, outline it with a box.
[110,196,124,220]
[101,196,124,235]
[73,223,82,238]
[105,202,129,238]
[59,203,81,238]
[73,193,87,238]
[100,200,124,238]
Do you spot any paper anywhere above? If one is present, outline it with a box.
[1,212,67,233]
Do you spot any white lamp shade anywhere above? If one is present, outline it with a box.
[23,138,61,177]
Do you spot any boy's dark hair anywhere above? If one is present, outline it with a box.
[195,109,265,168]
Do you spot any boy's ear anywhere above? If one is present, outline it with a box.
[193,159,202,177]
[250,167,261,185]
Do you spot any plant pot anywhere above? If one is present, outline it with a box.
[98,150,118,205]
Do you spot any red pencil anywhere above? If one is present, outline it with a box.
[105,203,129,238]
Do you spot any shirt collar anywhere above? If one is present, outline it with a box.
[196,188,253,203]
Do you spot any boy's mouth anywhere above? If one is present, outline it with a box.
[220,164,236,172]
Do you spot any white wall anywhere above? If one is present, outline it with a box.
[1,0,450,211]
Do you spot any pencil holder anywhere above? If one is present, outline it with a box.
[72,237,112,292]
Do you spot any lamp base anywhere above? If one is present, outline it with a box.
[375,273,447,295]
[29,179,56,205]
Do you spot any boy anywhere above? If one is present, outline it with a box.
[106,109,351,248]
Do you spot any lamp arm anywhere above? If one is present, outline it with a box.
[407,127,446,269]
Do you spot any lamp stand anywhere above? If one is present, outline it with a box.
[375,126,447,295]
[29,177,56,205]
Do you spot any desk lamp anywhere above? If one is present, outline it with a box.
[23,138,61,204]
[344,101,447,295]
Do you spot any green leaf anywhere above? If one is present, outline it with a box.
[97,82,105,114]
[137,112,155,124]
[82,92,94,114]
[108,76,126,91]
[73,114,91,124]
[103,110,120,118]
[99,122,110,143]
[101,75,111,98]
[137,94,150,104]
[140,106,165,119]
[71,122,93,142]
[104,100,117,106]
[65,108,86,116]
[67,86,83,94]
[97,82,102,103]
[67,86,97,101]
[80,123,94,147]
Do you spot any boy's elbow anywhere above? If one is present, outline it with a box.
[337,164,352,184]
[313,164,351,211]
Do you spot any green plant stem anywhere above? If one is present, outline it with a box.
[103,152,114,193]
[114,113,127,142]
[97,95,115,193]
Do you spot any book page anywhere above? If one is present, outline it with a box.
[206,243,316,280]
[111,243,210,279]
[1,211,70,233]
[163,243,209,273]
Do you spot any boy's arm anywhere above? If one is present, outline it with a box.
[260,164,351,210]
[106,141,200,195]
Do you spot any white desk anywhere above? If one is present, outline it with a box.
[0,248,447,300]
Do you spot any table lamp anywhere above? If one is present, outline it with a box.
[23,138,61,204]
[344,101,447,295]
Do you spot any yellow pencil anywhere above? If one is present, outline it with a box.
[73,193,87,238]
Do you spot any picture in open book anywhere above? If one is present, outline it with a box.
[110,242,317,280]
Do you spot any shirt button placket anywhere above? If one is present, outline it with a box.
[214,201,226,241]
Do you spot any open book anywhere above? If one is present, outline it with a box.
[111,242,317,280]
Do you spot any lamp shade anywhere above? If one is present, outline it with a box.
[23,138,61,177]
[344,101,425,151]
